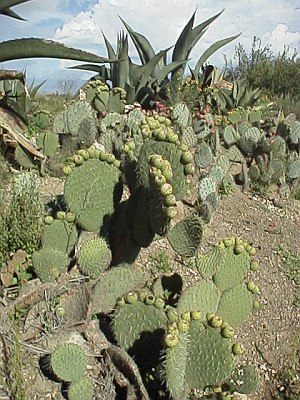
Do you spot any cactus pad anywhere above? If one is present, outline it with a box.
[50,343,86,382]
[68,376,94,400]
[167,215,203,257]
[112,299,168,350]
[64,158,120,232]
[32,248,69,283]
[92,265,148,313]
[77,237,112,279]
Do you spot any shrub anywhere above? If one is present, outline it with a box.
[225,36,300,99]
[6,172,44,254]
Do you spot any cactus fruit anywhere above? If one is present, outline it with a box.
[44,215,53,225]
[50,343,86,382]
[167,215,203,257]
[77,237,112,279]
[232,343,245,356]
[67,376,94,400]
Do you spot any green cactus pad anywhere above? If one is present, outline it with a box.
[36,132,58,157]
[177,281,221,320]
[77,237,112,279]
[217,283,254,327]
[92,265,148,313]
[213,247,250,292]
[167,215,203,257]
[68,376,94,400]
[112,300,168,350]
[185,324,235,390]
[164,332,190,400]
[195,142,213,168]
[42,219,77,255]
[196,246,223,279]
[171,103,191,128]
[32,248,69,283]
[64,158,120,232]
[15,145,35,169]
[198,177,217,201]
[229,365,259,395]
[50,343,86,382]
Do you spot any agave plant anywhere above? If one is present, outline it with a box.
[70,9,240,107]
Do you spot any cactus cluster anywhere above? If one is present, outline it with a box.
[85,79,127,114]
[32,211,77,282]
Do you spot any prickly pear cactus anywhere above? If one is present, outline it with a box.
[77,237,112,279]
[64,156,121,232]
[32,248,69,283]
[91,265,149,313]
[229,365,259,395]
[167,215,203,257]
[112,295,168,350]
[36,132,59,157]
[50,343,86,382]
[67,376,94,400]
[41,218,77,255]
[171,103,192,128]
[53,101,94,136]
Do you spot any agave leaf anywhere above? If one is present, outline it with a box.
[68,64,111,82]
[188,9,225,54]
[171,11,195,83]
[119,17,156,65]
[0,38,112,63]
[193,33,241,77]
[120,17,165,77]
[102,33,117,60]
[155,59,189,86]
[102,33,117,83]
[116,32,130,88]
[135,48,171,94]
[69,63,111,81]
[125,82,136,105]
[1,8,26,20]
[29,80,45,99]
[235,79,247,107]
[0,0,32,20]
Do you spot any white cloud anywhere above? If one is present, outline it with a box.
[263,24,300,54]
[52,0,300,69]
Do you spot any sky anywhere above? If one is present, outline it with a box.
[1,0,300,93]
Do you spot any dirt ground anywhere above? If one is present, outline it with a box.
[0,176,299,400]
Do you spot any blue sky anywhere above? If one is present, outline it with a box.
[1,0,300,93]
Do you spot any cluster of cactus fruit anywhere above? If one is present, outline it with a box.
[107,237,260,399]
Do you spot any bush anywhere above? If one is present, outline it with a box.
[225,36,300,99]
[6,172,44,255]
